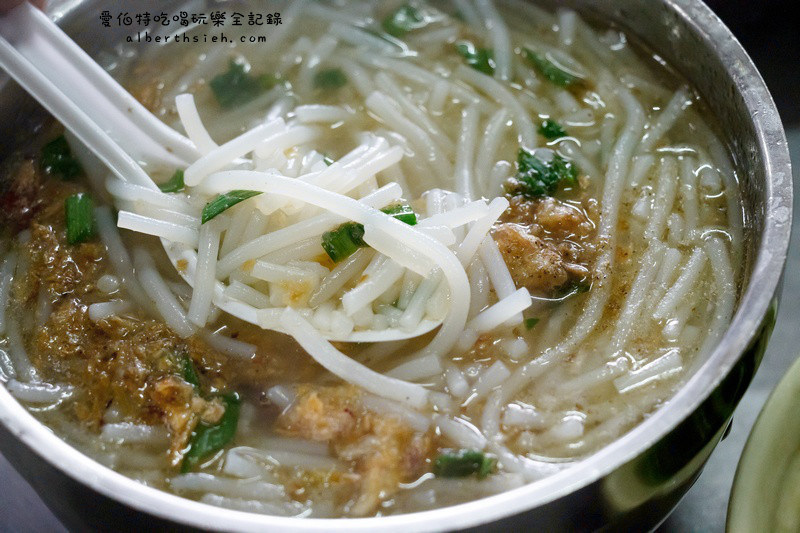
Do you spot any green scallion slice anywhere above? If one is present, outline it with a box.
[181,392,240,472]
[41,135,83,180]
[64,193,95,245]
[159,169,185,193]
[314,68,348,90]
[433,449,497,478]
[201,190,262,224]
[522,48,581,88]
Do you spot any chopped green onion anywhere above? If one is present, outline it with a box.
[201,190,262,224]
[524,317,540,330]
[314,68,348,90]
[41,135,82,180]
[556,279,592,299]
[455,41,495,75]
[181,392,240,472]
[64,193,95,245]
[539,119,568,140]
[522,48,581,88]
[321,203,417,263]
[382,4,427,37]
[182,356,201,389]
[507,148,579,198]
[323,154,334,166]
[380,203,418,226]
[159,169,185,193]
[210,60,277,109]
[433,449,496,478]
[322,222,366,264]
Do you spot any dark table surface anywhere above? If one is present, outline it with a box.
[2,1,798,531]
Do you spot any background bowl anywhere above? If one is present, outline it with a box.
[0,0,792,530]
[728,354,800,531]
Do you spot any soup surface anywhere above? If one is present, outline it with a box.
[0,0,742,518]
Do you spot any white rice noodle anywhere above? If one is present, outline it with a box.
[94,207,150,309]
[699,236,737,357]
[183,118,286,186]
[643,157,678,241]
[420,199,491,230]
[427,79,450,115]
[307,250,372,308]
[436,415,487,450]
[106,179,192,213]
[639,87,692,153]
[0,251,18,335]
[474,109,511,194]
[2,317,36,382]
[679,155,700,239]
[502,403,546,430]
[610,242,665,352]
[374,72,454,153]
[223,281,270,309]
[453,0,483,29]
[385,352,442,382]
[478,236,517,299]
[472,360,512,398]
[445,365,470,398]
[265,385,295,410]
[100,422,168,444]
[117,211,199,246]
[456,65,536,149]
[475,0,513,81]
[187,221,222,326]
[133,248,196,338]
[175,93,218,154]
[646,247,683,312]
[294,104,352,124]
[88,300,132,322]
[328,22,399,55]
[5,380,73,404]
[170,473,285,501]
[652,247,706,321]
[366,91,452,181]
[361,394,431,432]
[627,154,655,187]
[201,329,257,359]
[398,269,442,331]
[558,356,630,394]
[467,257,491,319]
[456,196,509,265]
[459,288,532,349]
[199,494,307,517]
[341,259,404,316]
[614,349,683,392]
[279,308,429,408]
[454,105,480,198]
[558,9,578,46]
[481,389,504,440]
[96,274,120,294]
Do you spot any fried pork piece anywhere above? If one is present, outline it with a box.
[278,385,433,516]
[493,195,597,296]
[0,159,44,232]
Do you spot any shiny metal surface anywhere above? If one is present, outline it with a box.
[0,0,792,531]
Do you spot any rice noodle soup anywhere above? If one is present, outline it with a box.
[0,0,743,518]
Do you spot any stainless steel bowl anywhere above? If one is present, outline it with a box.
[0,0,792,530]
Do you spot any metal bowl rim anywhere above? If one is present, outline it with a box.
[0,0,792,530]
